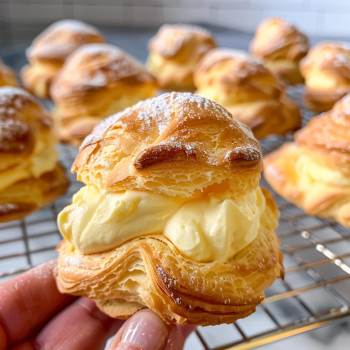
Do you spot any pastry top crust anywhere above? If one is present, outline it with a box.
[0,87,52,171]
[296,93,350,165]
[26,19,105,63]
[51,43,158,102]
[250,17,309,61]
[194,48,283,101]
[72,92,262,197]
[300,42,350,80]
[148,24,217,62]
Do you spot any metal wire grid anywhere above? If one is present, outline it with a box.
[0,87,350,350]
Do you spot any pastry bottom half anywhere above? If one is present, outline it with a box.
[56,188,283,326]
[0,163,69,223]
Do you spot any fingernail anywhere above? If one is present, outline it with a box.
[116,310,168,350]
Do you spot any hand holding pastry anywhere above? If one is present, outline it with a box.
[147,24,217,91]
[20,19,105,99]
[300,42,350,112]
[51,43,158,146]
[264,93,350,228]
[56,92,283,326]
[0,58,19,87]
[0,87,69,223]
[0,261,194,350]
[194,48,301,139]
[250,17,309,85]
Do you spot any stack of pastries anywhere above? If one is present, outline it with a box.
[250,18,309,85]
[55,93,283,325]
[50,43,158,146]
[20,19,105,99]
[0,58,19,87]
[0,87,69,223]
[194,48,301,139]
[300,42,350,112]
[264,93,350,228]
[147,24,217,91]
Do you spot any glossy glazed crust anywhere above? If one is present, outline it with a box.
[0,163,69,223]
[194,49,301,139]
[264,94,350,228]
[72,92,263,198]
[300,42,350,112]
[56,188,283,326]
[147,24,217,90]
[20,20,105,98]
[250,18,309,84]
[0,59,19,87]
[51,43,159,146]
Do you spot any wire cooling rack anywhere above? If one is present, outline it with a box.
[1,87,350,350]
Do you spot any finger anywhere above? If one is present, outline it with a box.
[0,260,74,348]
[163,325,197,350]
[12,298,124,350]
[107,309,169,350]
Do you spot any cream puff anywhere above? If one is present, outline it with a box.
[264,93,350,228]
[146,24,217,91]
[0,87,69,223]
[56,92,283,326]
[20,19,105,99]
[50,43,159,146]
[300,42,350,112]
[250,17,309,85]
[0,58,19,87]
[194,48,301,139]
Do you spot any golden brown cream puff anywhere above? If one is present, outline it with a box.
[56,92,283,326]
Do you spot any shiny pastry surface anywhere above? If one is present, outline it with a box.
[0,58,19,87]
[194,48,301,139]
[300,42,350,112]
[51,43,158,146]
[20,19,105,99]
[264,93,350,228]
[250,17,309,85]
[56,92,283,326]
[0,87,69,222]
[146,24,217,91]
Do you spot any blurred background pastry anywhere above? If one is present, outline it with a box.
[20,19,105,99]
[56,92,283,326]
[146,24,217,91]
[50,43,158,146]
[194,48,301,139]
[300,42,350,112]
[250,18,309,85]
[0,58,19,87]
[0,87,69,223]
[264,93,350,228]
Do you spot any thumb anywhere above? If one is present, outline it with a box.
[107,309,195,350]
